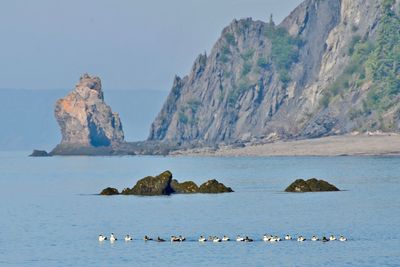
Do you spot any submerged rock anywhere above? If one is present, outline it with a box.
[171,179,199,193]
[121,171,174,196]
[285,178,340,192]
[29,150,51,157]
[100,187,119,195]
[199,179,234,193]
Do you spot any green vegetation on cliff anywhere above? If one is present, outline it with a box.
[321,0,400,116]
[264,21,302,85]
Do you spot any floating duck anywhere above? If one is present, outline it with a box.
[271,236,281,242]
[339,235,347,242]
[263,234,272,242]
[213,237,222,242]
[284,235,292,240]
[322,236,329,242]
[222,236,230,241]
[171,236,180,242]
[297,236,306,242]
[244,236,254,242]
[236,235,245,242]
[98,234,107,242]
[311,235,319,241]
[198,236,207,242]
[144,235,153,241]
[329,235,336,241]
[178,235,186,242]
[157,236,165,242]
[124,235,133,241]
[110,233,117,242]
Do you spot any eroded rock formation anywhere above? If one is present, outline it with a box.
[53,74,124,152]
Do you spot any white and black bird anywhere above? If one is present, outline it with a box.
[98,234,107,242]
[124,235,133,241]
[222,236,230,241]
[198,236,207,242]
[311,235,319,241]
[297,236,306,242]
[144,235,153,241]
[236,235,245,242]
[213,236,222,242]
[110,233,117,242]
[263,234,272,242]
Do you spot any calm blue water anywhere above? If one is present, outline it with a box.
[0,151,399,266]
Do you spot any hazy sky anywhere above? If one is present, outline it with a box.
[0,0,303,91]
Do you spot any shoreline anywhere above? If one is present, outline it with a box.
[171,134,400,157]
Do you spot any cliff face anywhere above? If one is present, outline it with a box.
[54,74,124,148]
[149,0,399,145]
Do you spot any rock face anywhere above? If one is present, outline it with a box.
[53,74,124,151]
[29,150,51,157]
[149,0,400,145]
[199,179,234,193]
[100,187,120,195]
[285,178,340,192]
[171,179,199,193]
[122,171,174,196]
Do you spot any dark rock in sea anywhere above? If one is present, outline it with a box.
[29,150,51,157]
[100,187,120,195]
[198,179,234,194]
[171,179,199,193]
[285,178,340,192]
[121,170,174,196]
[102,171,233,196]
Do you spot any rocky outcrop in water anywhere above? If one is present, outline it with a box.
[285,178,340,192]
[100,187,120,195]
[101,171,233,196]
[171,179,199,193]
[149,0,400,145]
[52,74,124,154]
[121,171,174,196]
[199,179,234,193]
[29,150,51,157]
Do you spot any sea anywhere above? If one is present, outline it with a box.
[0,152,399,266]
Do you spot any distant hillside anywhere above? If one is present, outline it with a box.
[0,89,167,150]
[149,0,400,145]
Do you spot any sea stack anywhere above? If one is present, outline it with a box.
[52,74,124,154]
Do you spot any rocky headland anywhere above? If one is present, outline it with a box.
[100,171,233,196]
[149,0,400,146]
[33,0,400,156]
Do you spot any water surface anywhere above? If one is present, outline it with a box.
[0,152,399,266]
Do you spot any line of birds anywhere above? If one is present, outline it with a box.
[98,233,347,243]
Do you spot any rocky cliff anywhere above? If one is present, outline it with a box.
[149,0,400,145]
[52,74,124,152]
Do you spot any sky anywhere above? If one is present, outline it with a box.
[0,0,303,91]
